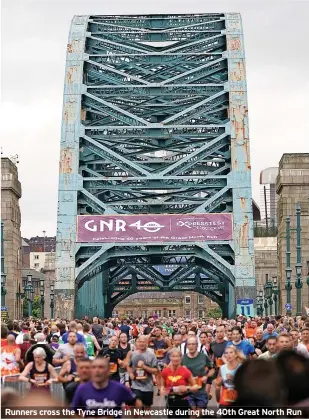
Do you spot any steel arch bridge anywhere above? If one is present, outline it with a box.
[55,13,255,319]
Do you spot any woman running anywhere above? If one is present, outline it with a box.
[19,347,57,392]
[161,348,199,418]
[215,345,245,407]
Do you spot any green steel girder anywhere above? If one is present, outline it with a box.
[56,13,255,319]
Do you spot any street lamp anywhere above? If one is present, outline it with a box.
[295,204,303,316]
[306,261,309,306]
[285,216,292,316]
[257,290,264,316]
[264,274,273,316]
[50,283,54,319]
[40,279,45,318]
[1,221,7,307]
[272,275,280,316]
[24,274,34,317]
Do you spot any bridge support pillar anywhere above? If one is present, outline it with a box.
[222,282,235,319]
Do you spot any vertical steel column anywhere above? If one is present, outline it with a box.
[295,204,303,316]
[285,216,292,314]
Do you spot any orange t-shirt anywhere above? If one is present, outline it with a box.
[245,327,257,338]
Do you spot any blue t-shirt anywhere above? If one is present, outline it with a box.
[226,340,255,358]
[61,331,87,346]
[263,332,278,340]
[71,380,135,416]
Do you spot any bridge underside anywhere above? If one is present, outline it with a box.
[55,13,255,319]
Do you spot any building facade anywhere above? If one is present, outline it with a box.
[277,154,309,313]
[259,167,279,227]
[254,237,278,293]
[1,158,23,319]
[115,292,219,319]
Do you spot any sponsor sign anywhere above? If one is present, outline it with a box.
[77,213,233,243]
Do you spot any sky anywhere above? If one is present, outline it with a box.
[1,0,308,238]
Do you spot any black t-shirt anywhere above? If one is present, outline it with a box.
[255,339,267,352]
[118,343,131,360]
[211,340,227,360]
[91,324,103,340]
[99,347,122,380]
[143,326,153,335]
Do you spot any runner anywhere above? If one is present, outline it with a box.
[301,327,309,351]
[53,331,78,365]
[150,326,172,395]
[63,357,92,404]
[258,336,278,359]
[227,327,256,359]
[118,332,134,387]
[19,347,57,392]
[83,323,101,359]
[99,336,122,382]
[1,334,22,376]
[182,336,215,412]
[58,343,87,391]
[161,348,199,418]
[71,356,142,413]
[127,336,158,408]
[215,345,245,407]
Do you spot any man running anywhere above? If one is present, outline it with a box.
[118,332,134,387]
[53,331,78,365]
[71,357,141,413]
[258,336,278,359]
[226,327,256,359]
[127,336,158,408]
[150,326,171,394]
[99,336,122,382]
[182,336,215,412]
[58,343,87,390]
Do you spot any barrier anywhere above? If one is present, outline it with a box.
[1,367,65,402]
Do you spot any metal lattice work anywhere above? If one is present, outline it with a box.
[56,13,255,319]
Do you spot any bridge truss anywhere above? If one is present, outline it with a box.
[56,13,255,319]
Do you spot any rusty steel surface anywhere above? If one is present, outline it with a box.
[56,13,255,319]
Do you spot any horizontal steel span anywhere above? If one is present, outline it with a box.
[56,13,255,319]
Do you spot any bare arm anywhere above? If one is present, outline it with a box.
[47,364,58,382]
[19,362,33,382]
[57,360,72,383]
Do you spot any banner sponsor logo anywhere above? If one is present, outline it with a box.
[77,213,233,243]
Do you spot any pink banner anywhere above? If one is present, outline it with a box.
[77,214,233,243]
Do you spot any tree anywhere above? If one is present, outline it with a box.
[23,295,41,318]
[205,307,222,319]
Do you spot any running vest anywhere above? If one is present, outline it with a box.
[153,338,168,360]
[219,364,240,406]
[30,362,50,388]
[84,334,95,357]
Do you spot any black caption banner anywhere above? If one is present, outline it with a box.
[2,406,309,419]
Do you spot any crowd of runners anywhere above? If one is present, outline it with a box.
[1,314,309,416]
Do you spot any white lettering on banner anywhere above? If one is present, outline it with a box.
[84,219,165,233]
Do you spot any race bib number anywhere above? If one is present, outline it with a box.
[135,368,147,380]
[216,358,224,367]
[155,349,164,359]
[222,388,237,403]
[195,377,203,388]
[109,362,118,374]
[34,373,47,385]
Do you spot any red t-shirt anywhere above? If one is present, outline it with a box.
[161,365,192,389]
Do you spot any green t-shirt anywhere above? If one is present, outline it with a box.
[163,325,173,336]
[84,333,95,357]
[182,353,213,390]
